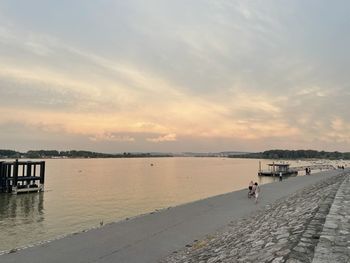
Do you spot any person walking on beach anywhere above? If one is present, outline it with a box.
[254,182,260,204]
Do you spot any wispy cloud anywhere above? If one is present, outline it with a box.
[89,133,135,142]
[0,0,350,151]
[147,134,177,143]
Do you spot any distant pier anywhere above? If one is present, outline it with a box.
[258,162,336,176]
[0,160,45,194]
[258,163,298,176]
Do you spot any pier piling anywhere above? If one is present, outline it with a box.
[0,160,45,194]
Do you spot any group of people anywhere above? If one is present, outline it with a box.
[248,181,260,203]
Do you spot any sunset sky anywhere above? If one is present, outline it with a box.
[0,1,350,153]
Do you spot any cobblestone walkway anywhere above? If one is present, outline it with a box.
[161,173,348,263]
[312,174,350,263]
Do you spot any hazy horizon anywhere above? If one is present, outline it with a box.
[1,1,350,153]
[2,148,349,156]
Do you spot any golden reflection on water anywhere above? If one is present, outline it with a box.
[0,193,44,222]
[0,193,45,248]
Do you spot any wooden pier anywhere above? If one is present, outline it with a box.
[0,160,45,194]
[258,163,298,176]
[258,162,336,177]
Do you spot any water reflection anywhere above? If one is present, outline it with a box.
[0,193,44,250]
[0,192,44,220]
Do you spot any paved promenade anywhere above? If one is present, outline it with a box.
[0,169,347,263]
[163,171,349,263]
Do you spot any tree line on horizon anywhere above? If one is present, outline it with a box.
[0,149,172,159]
[229,149,350,160]
[1,149,349,160]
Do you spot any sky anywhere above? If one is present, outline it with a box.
[0,0,350,153]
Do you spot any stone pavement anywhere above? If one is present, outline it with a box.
[312,173,350,263]
[162,172,349,263]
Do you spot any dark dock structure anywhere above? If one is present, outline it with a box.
[258,161,336,177]
[258,163,298,177]
[0,160,45,194]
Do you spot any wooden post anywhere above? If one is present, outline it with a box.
[13,159,19,191]
[0,162,3,192]
[259,161,261,173]
[4,164,9,191]
[27,163,32,186]
[40,162,45,185]
[27,163,31,176]
[7,164,12,188]
[33,164,37,185]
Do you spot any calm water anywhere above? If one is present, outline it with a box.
[0,157,342,252]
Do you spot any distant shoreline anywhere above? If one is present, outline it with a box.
[228,149,350,160]
[1,149,350,160]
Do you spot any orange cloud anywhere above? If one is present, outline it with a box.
[89,133,135,142]
[147,134,177,143]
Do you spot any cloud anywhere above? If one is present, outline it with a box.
[0,0,350,151]
[89,133,135,142]
[147,134,177,143]
[296,86,330,97]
